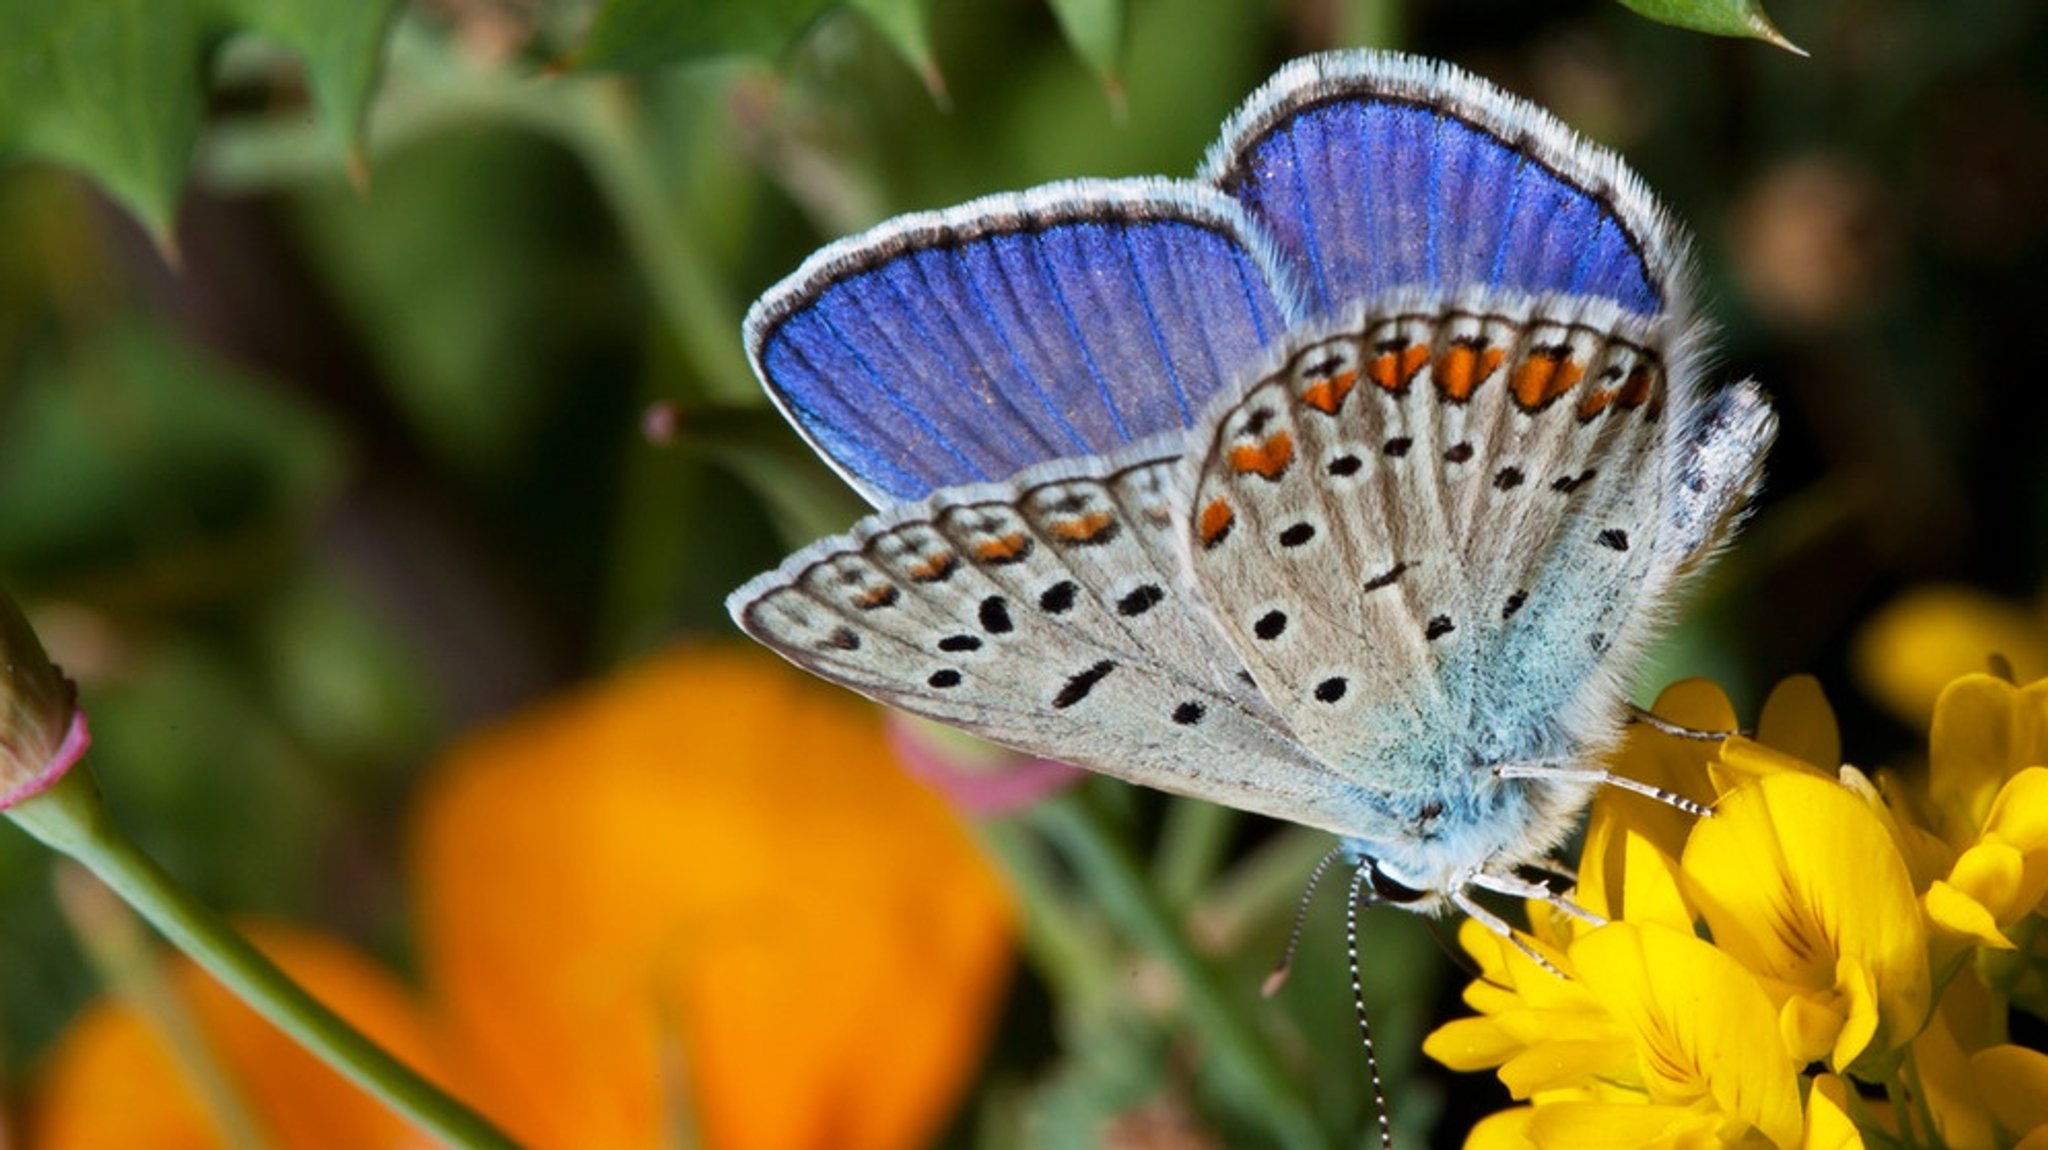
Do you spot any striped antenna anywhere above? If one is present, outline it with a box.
[1346,861,1395,1150]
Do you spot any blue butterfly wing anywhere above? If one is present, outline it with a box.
[1201,53,1683,321]
[746,179,1301,505]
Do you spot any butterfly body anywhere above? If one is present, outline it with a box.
[729,51,1775,917]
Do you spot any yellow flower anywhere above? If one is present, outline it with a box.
[29,923,446,1149]
[1427,917,1803,1149]
[1926,674,2048,849]
[1682,771,1930,1071]
[1914,676,2048,964]
[1854,586,2048,729]
[31,647,1016,1150]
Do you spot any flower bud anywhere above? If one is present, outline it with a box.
[0,590,88,811]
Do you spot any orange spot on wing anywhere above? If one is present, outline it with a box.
[1227,432,1294,480]
[907,553,956,582]
[1300,370,1357,415]
[1577,388,1614,420]
[1616,363,1657,409]
[1198,499,1236,548]
[1435,344,1505,402]
[1509,348,1584,410]
[853,584,900,610]
[972,533,1030,563]
[1366,343,1431,392]
[1048,511,1117,543]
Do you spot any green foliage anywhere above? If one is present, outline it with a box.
[0,0,397,242]
[1613,0,1802,51]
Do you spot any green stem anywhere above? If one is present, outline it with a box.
[1030,789,1330,1150]
[54,863,276,1150]
[10,767,520,1150]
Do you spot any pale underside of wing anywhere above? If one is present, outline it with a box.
[1182,289,1768,785]
[728,452,1372,837]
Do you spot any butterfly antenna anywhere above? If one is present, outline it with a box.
[1263,844,1344,998]
[1346,861,1396,1150]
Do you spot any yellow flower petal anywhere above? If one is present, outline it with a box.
[411,647,1014,1150]
[1711,736,1830,794]
[1925,880,2015,952]
[1971,1044,2048,1141]
[1757,675,1841,774]
[1981,767,2048,855]
[1803,1074,1863,1150]
[30,924,444,1150]
[1778,992,1843,1066]
[1911,971,2002,1150]
[1424,1017,1527,1072]
[1951,840,2028,923]
[1467,1106,1539,1150]
[1929,675,2048,845]
[1498,1039,1639,1098]
[1577,795,1696,932]
[1853,587,2048,729]
[1682,772,1930,1068]
[1525,1100,1734,1150]
[1570,923,1803,1148]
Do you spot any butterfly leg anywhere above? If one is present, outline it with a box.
[1625,704,1750,741]
[1447,888,1569,979]
[1493,760,1712,817]
[1469,868,1608,927]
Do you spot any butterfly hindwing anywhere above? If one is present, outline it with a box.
[729,453,1374,835]
[1180,292,1752,780]
[1202,53,1685,322]
[745,180,1302,505]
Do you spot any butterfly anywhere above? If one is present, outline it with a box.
[728,50,1773,939]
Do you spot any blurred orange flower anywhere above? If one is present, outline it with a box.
[30,923,446,1150]
[29,646,1015,1150]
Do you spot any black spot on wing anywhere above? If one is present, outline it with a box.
[1117,585,1165,616]
[1038,581,1078,615]
[1053,661,1117,709]
[979,596,1014,634]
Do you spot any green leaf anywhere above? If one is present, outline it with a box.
[1046,0,1127,96]
[844,0,945,102]
[0,0,399,244]
[215,0,403,176]
[0,0,206,241]
[1613,0,1806,53]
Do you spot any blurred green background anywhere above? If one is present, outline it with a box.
[2,0,2045,1144]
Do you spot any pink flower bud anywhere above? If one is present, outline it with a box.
[0,592,89,811]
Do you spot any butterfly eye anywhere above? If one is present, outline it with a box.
[1367,861,1429,905]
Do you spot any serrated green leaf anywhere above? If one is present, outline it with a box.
[572,0,839,71]
[844,0,945,101]
[0,0,399,244]
[215,0,403,171]
[1046,0,1126,94]
[0,0,207,240]
[1613,0,1805,53]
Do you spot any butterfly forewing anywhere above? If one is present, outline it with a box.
[729,454,1376,835]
